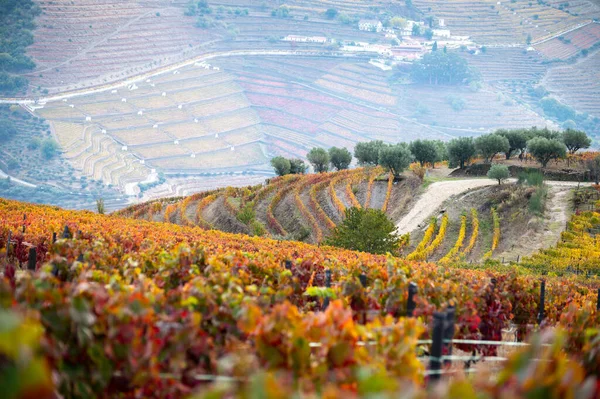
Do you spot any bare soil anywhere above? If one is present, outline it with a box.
[204,196,250,235]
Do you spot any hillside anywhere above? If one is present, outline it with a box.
[1,196,600,397]
[116,166,597,263]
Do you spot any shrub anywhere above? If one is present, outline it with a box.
[325,207,401,254]
[41,138,59,159]
[487,164,510,185]
[237,202,255,225]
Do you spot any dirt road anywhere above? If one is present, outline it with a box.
[395,179,589,235]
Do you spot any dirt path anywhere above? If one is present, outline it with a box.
[494,186,573,260]
[395,179,590,235]
[395,179,498,234]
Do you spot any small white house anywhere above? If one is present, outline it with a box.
[358,20,383,32]
[85,116,91,122]
[161,92,166,97]
[432,29,451,38]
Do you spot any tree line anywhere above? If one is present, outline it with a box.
[271,127,596,178]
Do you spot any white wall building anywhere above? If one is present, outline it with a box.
[358,19,383,32]
[282,35,327,43]
[432,29,451,38]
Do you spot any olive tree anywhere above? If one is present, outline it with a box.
[447,137,476,169]
[307,147,330,173]
[378,143,413,177]
[328,146,352,170]
[527,137,567,168]
[475,134,510,163]
[562,129,591,155]
[487,164,510,185]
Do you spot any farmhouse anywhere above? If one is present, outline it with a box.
[391,42,425,60]
[283,35,327,43]
[342,42,392,56]
[358,19,383,32]
[432,29,452,38]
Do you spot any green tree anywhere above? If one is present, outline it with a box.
[527,137,567,168]
[424,28,434,40]
[496,129,528,159]
[289,158,307,174]
[411,24,421,36]
[447,137,476,169]
[378,143,412,177]
[307,148,330,173]
[487,164,510,185]
[409,139,438,167]
[271,5,290,18]
[328,147,352,170]
[434,140,448,162]
[324,207,401,254]
[270,156,291,176]
[475,134,510,163]
[0,119,17,142]
[389,17,407,28]
[354,140,385,165]
[561,129,591,155]
[324,8,338,19]
[411,51,473,85]
[432,41,438,51]
[41,138,59,159]
[96,198,105,214]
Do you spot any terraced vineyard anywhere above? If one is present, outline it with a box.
[117,168,546,264]
[412,0,588,44]
[26,0,220,92]
[543,50,600,118]
[534,23,600,60]
[116,167,407,243]
[36,65,270,194]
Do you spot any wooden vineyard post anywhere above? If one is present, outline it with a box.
[6,231,11,257]
[443,306,455,368]
[429,312,445,384]
[322,269,332,311]
[597,288,600,311]
[284,260,292,270]
[537,280,546,325]
[52,232,57,243]
[359,273,367,324]
[62,225,71,239]
[407,282,417,317]
[27,247,37,271]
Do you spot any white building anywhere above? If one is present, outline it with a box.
[432,29,451,38]
[358,19,383,32]
[282,35,327,44]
